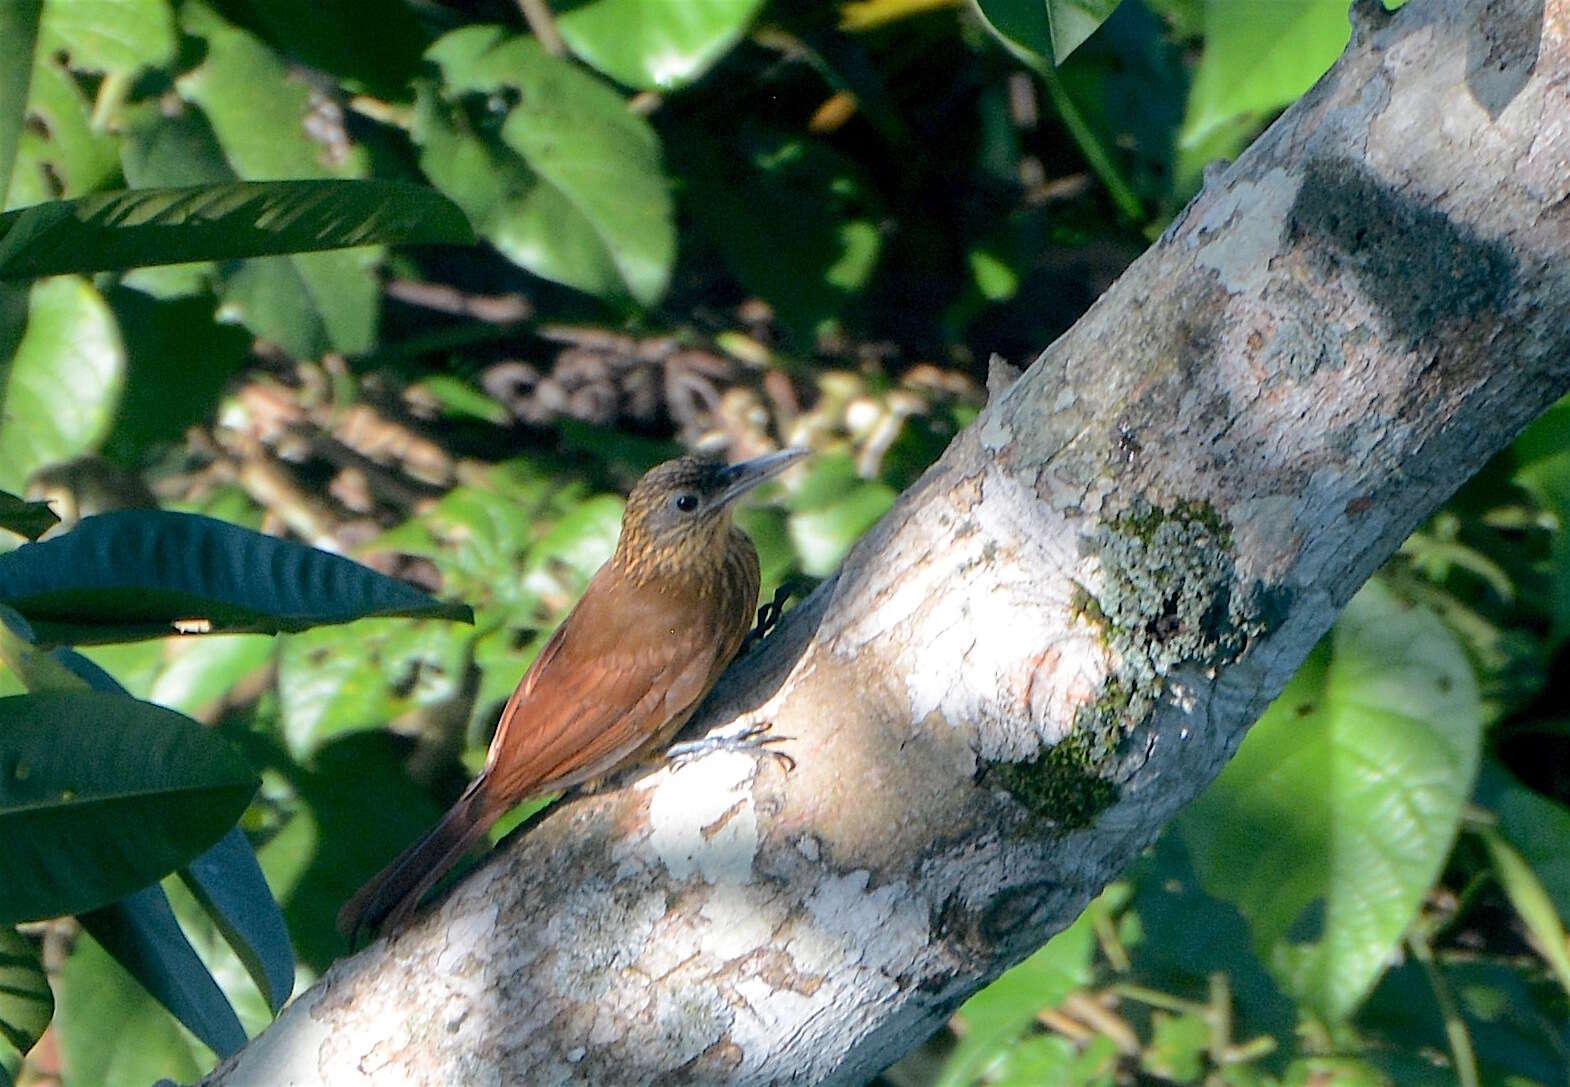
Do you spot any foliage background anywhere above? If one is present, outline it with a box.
[1,0,1568,1084]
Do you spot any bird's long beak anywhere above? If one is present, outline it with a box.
[715,448,808,508]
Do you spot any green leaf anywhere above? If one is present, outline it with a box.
[1478,760,1570,920]
[0,690,258,923]
[0,509,473,645]
[77,883,247,1058]
[0,0,41,211]
[1180,578,1483,1022]
[54,933,211,1086]
[200,0,429,98]
[0,926,51,1061]
[1479,829,1570,999]
[0,491,56,541]
[421,26,675,304]
[39,0,176,77]
[1180,0,1350,147]
[0,603,82,690]
[0,180,473,281]
[672,126,882,342]
[974,0,1123,66]
[7,54,121,211]
[1511,396,1570,644]
[554,0,766,90]
[180,828,294,1015]
[177,4,382,354]
[148,634,274,718]
[936,897,1099,1087]
[786,455,894,576]
[0,276,125,493]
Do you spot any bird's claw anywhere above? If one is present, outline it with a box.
[666,722,796,773]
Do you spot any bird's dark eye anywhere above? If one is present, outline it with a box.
[673,493,699,513]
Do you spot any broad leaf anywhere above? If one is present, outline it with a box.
[555,0,767,90]
[0,181,473,281]
[1180,578,1483,1022]
[1181,0,1350,147]
[0,926,51,1062]
[974,0,1123,67]
[0,509,473,644]
[0,0,42,211]
[78,884,247,1058]
[53,934,210,1087]
[420,26,675,305]
[0,690,258,923]
[0,276,125,493]
[0,491,55,541]
[39,0,176,77]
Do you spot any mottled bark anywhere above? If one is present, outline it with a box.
[206,0,1570,1083]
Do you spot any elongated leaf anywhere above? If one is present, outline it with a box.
[0,181,472,281]
[49,645,291,1030]
[180,828,294,1014]
[1180,579,1483,1022]
[54,933,210,1086]
[0,0,42,211]
[0,491,55,541]
[1479,829,1570,998]
[0,276,125,494]
[554,0,766,90]
[0,926,51,1062]
[78,883,247,1058]
[0,509,473,645]
[0,690,258,923]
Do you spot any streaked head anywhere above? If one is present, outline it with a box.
[615,449,806,572]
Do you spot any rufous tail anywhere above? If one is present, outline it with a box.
[336,778,501,943]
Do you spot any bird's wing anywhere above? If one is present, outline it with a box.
[482,575,729,799]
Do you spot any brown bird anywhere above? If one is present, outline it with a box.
[337,448,805,941]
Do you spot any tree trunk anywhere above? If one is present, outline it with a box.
[204,0,1570,1082]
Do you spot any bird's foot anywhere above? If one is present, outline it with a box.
[666,721,796,773]
[745,578,810,650]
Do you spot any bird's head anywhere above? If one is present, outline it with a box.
[614,449,805,578]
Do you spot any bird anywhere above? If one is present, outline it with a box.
[337,448,806,941]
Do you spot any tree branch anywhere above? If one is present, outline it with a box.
[205,0,1570,1081]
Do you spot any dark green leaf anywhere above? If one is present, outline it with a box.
[0,926,51,1060]
[974,0,1122,66]
[0,690,258,923]
[54,933,210,1086]
[1180,578,1483,1022]
[180,828,295,1015]
[0,491,56,541]
[0,276,125,493]
[0,0,41,212]
[77,883,247,1058]
[0,181,473,281]
[205,0,429,98]
[47,642,291,1029]
[555,0,766,90]
[420,27,675,304]
[1477,759,1570,920]
[0,509,473,644]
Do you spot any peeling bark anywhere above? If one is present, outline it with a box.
[205,0,1570,1083]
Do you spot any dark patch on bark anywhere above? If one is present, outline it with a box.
[1466,0,1543,118]
[1288,158,1516,354]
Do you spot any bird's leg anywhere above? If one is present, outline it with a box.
[666,721,796,773]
